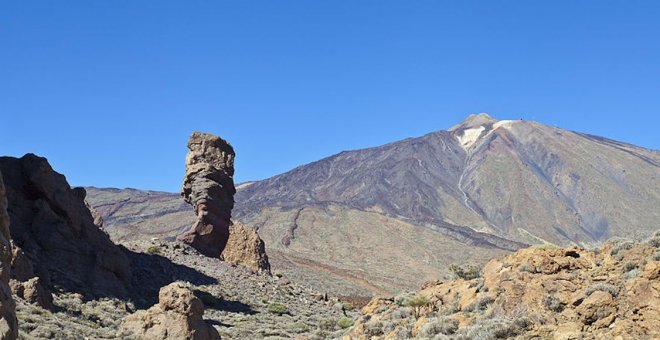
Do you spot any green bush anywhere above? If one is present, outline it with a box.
[449,263,481,280]
[146,245,161,255]
[337,316,354,329]
[404,295,430,308]
[267,302,288,315]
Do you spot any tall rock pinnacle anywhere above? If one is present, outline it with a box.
[178,132,237,256]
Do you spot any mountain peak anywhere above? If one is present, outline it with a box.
[449,113,498,131]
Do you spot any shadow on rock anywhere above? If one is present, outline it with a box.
[192,289,256,315]
[124,248,217,309]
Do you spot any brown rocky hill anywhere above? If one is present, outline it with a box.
[344,236,660,339]
[0,154,131,299]
[85,114,660,296]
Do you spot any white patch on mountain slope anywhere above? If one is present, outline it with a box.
[455,120,516,150]
[457,126,485,149]
[236,182,255,190]
[492,120,514,131]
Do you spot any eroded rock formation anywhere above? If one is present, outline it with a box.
[0,171,17,339]
[178,132,236,257]
[221,222,270,273]
[0,154,131,299]
[121,282,220,340]
[177,132,270,271]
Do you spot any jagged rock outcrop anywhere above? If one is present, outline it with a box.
[346,236,660,339]
[178,132,236,257]
[121,282,220,340]
[221,222,270,273]
[177,132,271,272]
[10,277,52,310]
[0,154,131,299]
[9,244,53,310]
[0,172,17,340]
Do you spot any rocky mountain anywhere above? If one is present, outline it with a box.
[85,114,660,296]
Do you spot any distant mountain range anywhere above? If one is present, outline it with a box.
[86,113,660,296]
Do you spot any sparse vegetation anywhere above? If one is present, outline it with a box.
[394,291,415,306]
[391,307,410,319]
[441,294,461,315]
[623,262,638,272]
[342,302,355,313]
[464,296,494,313]
[543,294,564,312]
[267,302,288,315]
[288,322,309,333]
[532,243,559,250]
[453,316,531,339]
[146,245,161,255]
[449,263,481,280]
[652,250,660,261]
[519,262,535,273]
[609,238,636,260]
[318,318,336,331]
[419,316,459,336]
[336,316,354,329]
[585,283,619,297]
[623,268,640,281]
[646,230,660,248]
[364,321,384,336]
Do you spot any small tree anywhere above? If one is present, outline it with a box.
[404,295,430,318]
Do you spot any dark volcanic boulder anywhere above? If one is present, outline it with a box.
[0,171,18,339]
[177,132,236,257]
[0,154,131,298]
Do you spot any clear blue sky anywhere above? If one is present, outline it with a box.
[2,1,659,192]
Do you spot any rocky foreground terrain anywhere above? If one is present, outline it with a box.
[345,236,660,339]
[15,238,352,339]
[12,223,660,339]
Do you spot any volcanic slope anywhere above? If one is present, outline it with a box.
[86,113,660,295]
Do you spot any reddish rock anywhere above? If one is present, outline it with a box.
[178,132,236,257]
